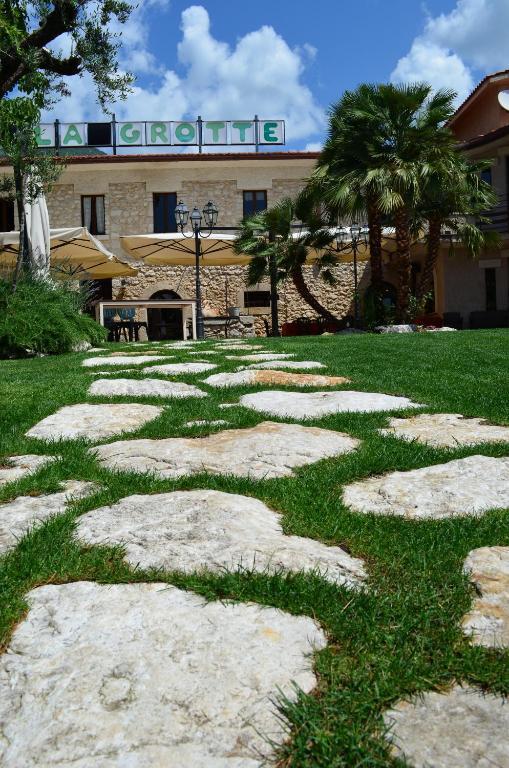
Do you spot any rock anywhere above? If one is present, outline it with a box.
[241,360,326,371]
[86,347,108,353]
[26,403,163,442]
[71,341,92,352]
[143,362,218,375]
[383,685,509,768]
[184,420,229,427]
[87,369,138,375]
[89,379,206,399]
[239,390,422,419]
[92,421,360,480]
[380,413,509,448]
[226,353,295,362]
[343,455,509,520]
[425,326,457,332]
[0,480,96,554]
[375,324,417,333]
[76,489,366,587]
[219,403,238,409]
[0,455,57,487]
[203,371,351,388]
[462,546,509,648]
[0,581,326,767]
[83,356,166,367]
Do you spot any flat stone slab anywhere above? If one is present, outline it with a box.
[87,369,138,375]
[226,353,295,362]
[214,344,264,351]
[204,370,351,388]
[0,581,326,766]
[83,356,166,367]
[188,350,220,355]
[239,390,421,419]
[92,421,360,480]
[143,362,217,375]
[384,685,509,768]
[241,360,326,370]
[0,480,96,554]
[89,378,206,399]
[26,403,163,442]
[343,455,509,520]
[76,489,366,587]
[381,413,509,448]
[184,419,230,427]
[0,455,57,487]
[462,546,509,648]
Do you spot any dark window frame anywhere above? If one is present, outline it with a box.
[153,192,178,233]
[242,190,267,219]
[0,198,15,230]
[81,194,106,235]
[243,289,271,308]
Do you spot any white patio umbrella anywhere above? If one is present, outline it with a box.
[120,232,251,266]
[0,227,137,278]
[24,190,51,280]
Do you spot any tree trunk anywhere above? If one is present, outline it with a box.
[12,170,28,292]
[366,197,384,323]
[291,264,340,324]
[268,250,280,337]
[418,214,441,302]
[394,206,412,322]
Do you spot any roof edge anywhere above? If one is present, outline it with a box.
[449,69,509,127]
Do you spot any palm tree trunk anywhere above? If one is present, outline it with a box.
[417,214,441,302]
[291,264,340,324]
[366,197,384,322]
[394,206,412,322]
[268,249,280,337]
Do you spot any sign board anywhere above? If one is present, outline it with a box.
[36,119,285,149]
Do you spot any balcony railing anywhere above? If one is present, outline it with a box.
[478,194,509,233]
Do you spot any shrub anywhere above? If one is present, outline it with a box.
[0,278,106,357]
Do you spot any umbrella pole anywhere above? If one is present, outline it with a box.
[194,229,205,340]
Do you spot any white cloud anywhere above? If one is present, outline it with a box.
[44,4,324,147]
[391,0,509,104]
[304,142,322,152]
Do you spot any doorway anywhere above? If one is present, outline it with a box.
[147,290,183,340]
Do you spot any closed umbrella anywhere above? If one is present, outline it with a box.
[0,227,137,278]
[24,190,51,280]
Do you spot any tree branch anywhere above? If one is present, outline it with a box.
[38,48,82,76]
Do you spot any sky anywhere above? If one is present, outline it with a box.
[44,0,509,151]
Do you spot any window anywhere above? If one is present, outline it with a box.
[81,195,105,235]
[480,167,492,186]
[485,267,497,311]
[0,198,15,230]
[242,190,267,219]
[153,193,177,233]
[243,290,271,308]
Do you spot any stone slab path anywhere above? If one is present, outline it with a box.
[240,360,326,370]
[143,362,217,375]
[0,581,326,767]
[462,546,509,648]
[0,481,96,554]
[92,421,360,480]
[239,390,422,419]
[383,685,509,768]
[75,489,366,588]
[343,455,509,520]
[381,413,509,447]
[89,378,206,399]
[0,455,57,487]
[83,355,166,367]
[27,403,163,442]
[184,419,229,427]
[226,353,295,362]
[203,370,351,388]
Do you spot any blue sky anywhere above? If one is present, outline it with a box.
[46,0,509,150]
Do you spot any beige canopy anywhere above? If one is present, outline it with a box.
[0,227,137,278]
[120,232,251,267]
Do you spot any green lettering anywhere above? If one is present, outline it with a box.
[174,122,196,143]
[119,123,141,144]
[232,121,252,143]
[150,122,168,144]
[205,121,225,143]
[62,124,84,145]
[35,125,51,147]
[263,122,279,142]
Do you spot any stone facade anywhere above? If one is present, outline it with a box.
[42,153,367,336]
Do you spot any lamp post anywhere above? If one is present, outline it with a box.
[175,199,218,340]
[334,223,369,328]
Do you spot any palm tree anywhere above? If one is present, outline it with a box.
[416,155,500,302]
[313,83,458,321]
[234,197,340,333]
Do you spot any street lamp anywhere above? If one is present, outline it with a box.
[175,199,218,339]
[334,223,369,328]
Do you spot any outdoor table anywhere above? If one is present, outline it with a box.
[108,321,148,342]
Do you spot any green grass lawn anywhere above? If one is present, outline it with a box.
[1,329,508,766]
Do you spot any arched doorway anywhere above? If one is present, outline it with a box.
[147,290,183,341]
